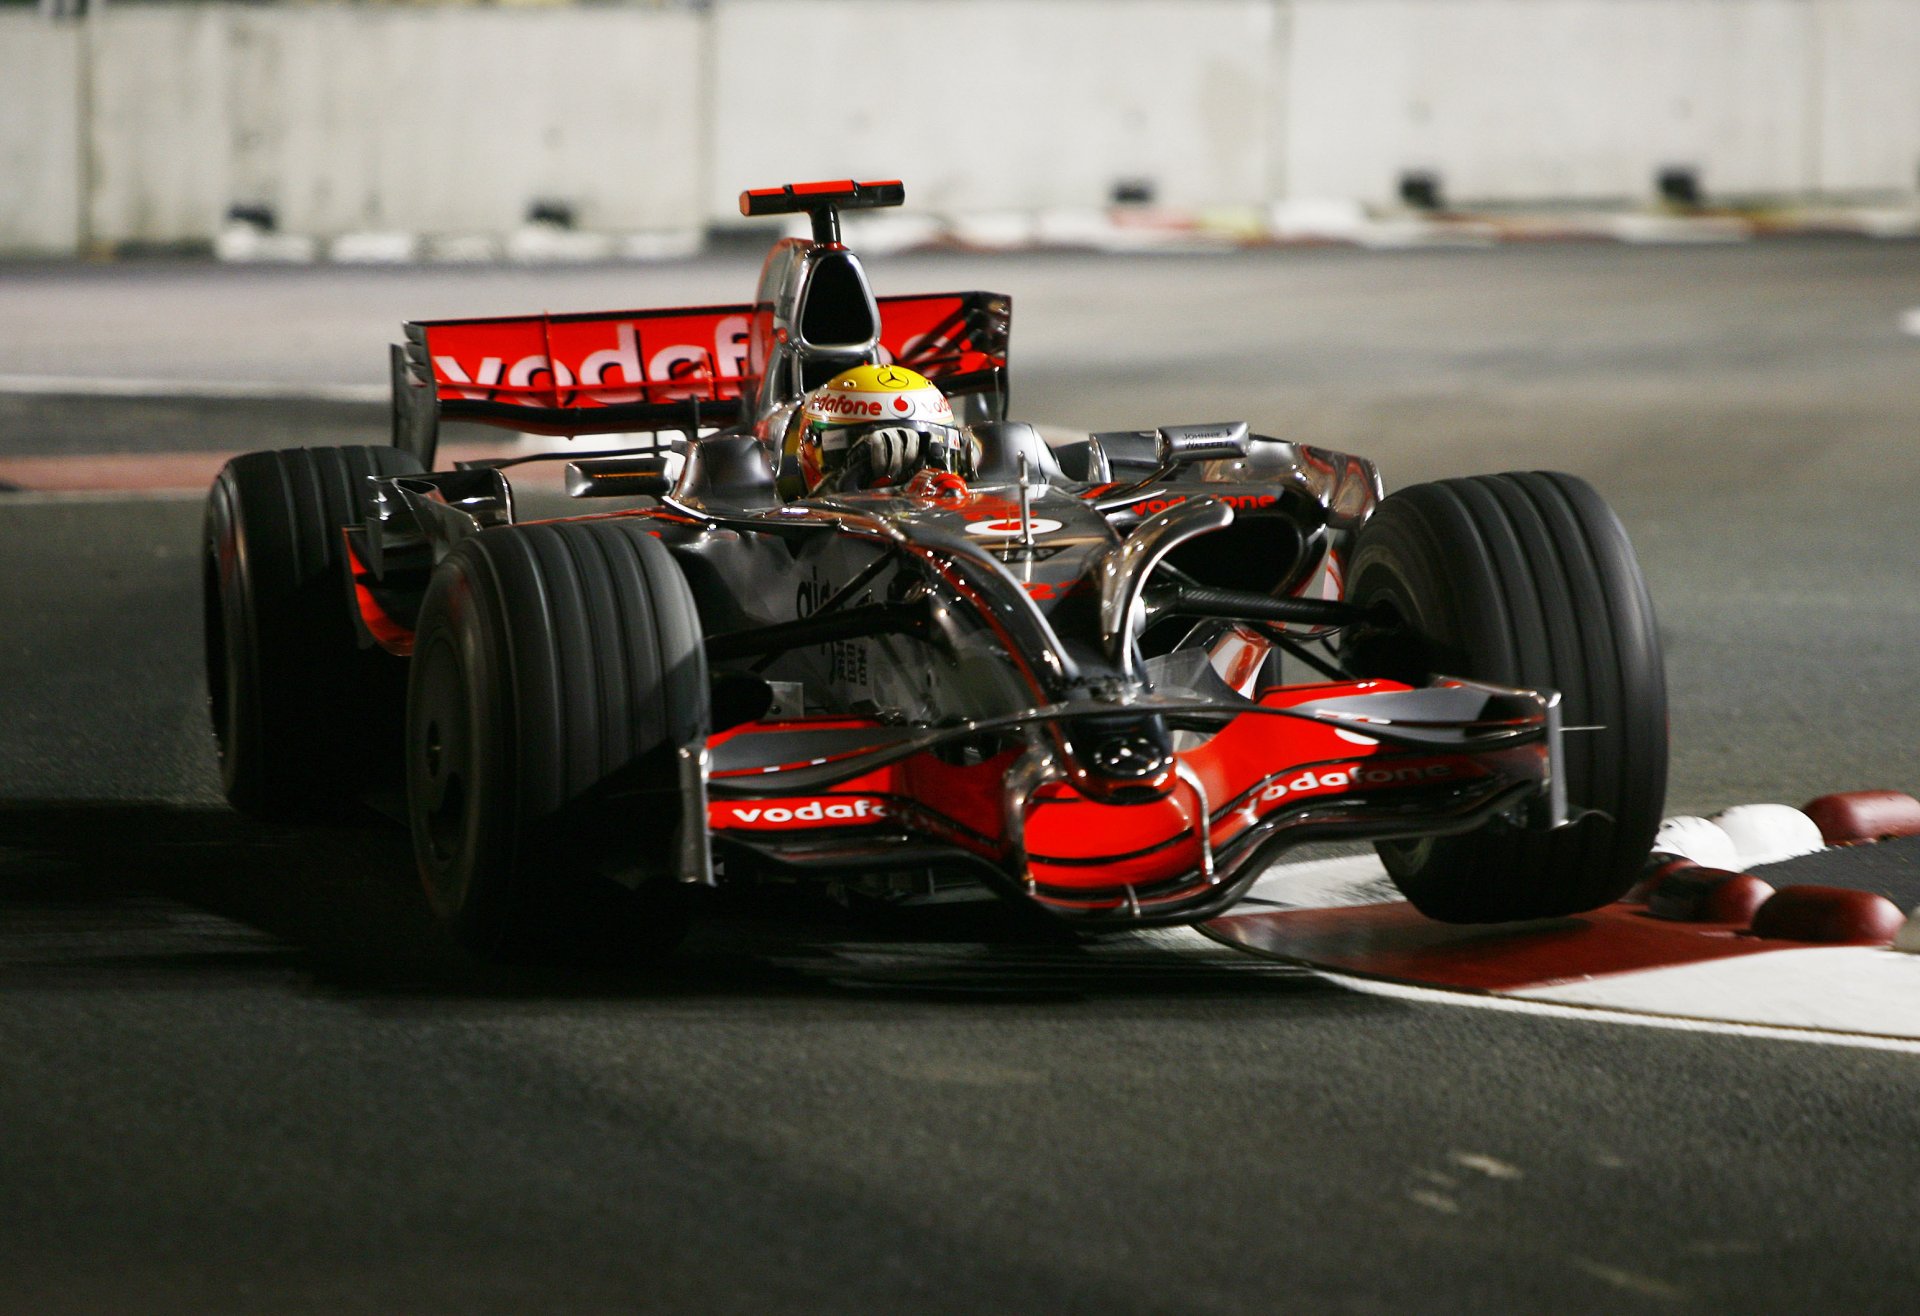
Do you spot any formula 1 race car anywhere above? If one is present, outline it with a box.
[203,179,1668,961]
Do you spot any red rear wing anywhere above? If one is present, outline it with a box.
[395,292,1010,441]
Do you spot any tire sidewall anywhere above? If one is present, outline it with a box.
[407,549,521,950]
[204,470,268,807]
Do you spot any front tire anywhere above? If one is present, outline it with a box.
[203,445,424,819]
[406,519,708,963]
[1342,472,1667,921]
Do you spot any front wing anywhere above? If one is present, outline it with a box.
[700,677,1564,926]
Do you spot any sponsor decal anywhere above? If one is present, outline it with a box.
[794,570,872,687]
[794,570,836,618]
[809,392,889,419]
[1257,760,1457,805]
[829,642,869,685]
[965,517,1063,539]
[422,293,1004,417]
[1331,715,1385,747]
[1126,493,1279,516]
[432,314,752,407]
[713,797,891,829]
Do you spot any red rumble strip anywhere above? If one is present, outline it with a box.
[1208,901,1794,993]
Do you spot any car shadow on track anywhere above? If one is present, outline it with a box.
[0,802,1329,1006]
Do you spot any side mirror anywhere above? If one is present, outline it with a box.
[565,452,686,499]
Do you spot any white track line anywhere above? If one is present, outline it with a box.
[1516,946,1920,1036]
[1324,971,1920,1055]
[1220,854,1920,1048]
[0,488,204,505]
[0,374,385,403]
[1900,308,1920,338]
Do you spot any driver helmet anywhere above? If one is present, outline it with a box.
[792,364,964,493]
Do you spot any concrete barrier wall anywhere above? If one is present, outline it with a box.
[1816,0,1920,194]
[88,7,233,247]
[2,1,1916,254]
[1283,0,1816,205]
[0,14,83,254]
[88,6,704,244]
[710,0,1280,215]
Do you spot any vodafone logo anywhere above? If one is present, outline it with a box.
[1256,761,1456,804]
[965,517,1063,539]
[431,315,752,407]
[712,797,890,829]
[811,393,887,419]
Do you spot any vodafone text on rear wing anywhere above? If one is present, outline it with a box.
[390,292,1011,462]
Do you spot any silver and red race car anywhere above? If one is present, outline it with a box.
[203,179,1668,960]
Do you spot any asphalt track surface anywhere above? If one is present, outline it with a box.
[3,242,1919,1312]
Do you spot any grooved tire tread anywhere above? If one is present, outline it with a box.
[406,518,706,963]
[1343,471,1668,922]
[203,445,423,819]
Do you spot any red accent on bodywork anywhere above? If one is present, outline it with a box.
[417,293,1004,422]
[739,179,903,213]
[1208,900,1797,993]
[904,469,971,502]
[343,532,414,657]
[704,681,1506,894]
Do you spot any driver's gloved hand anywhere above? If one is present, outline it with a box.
[846,425,926,488]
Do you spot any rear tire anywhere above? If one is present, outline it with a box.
[203,445,424,819]
[1341,472,1667,921]
[406,519,708,963]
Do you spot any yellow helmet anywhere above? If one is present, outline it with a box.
[794,364,957,493]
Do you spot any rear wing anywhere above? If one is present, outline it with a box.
[391,292,1010,464]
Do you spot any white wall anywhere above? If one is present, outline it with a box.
[88,7,233,246]
[1283,0,1816,206]
[710,0,1279,216]
[1815,0,1920,194]
[2,1,1916,255]
[0,14,83,255]
[88,6,704,244]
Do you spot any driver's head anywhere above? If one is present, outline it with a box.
[794,364,962,493]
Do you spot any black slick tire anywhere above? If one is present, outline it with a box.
[406,519,707,964]
[1341,471,1667,922]
[203,445,424,819]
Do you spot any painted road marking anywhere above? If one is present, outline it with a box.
[1211,847,1920,1047]
[0,374,386,403]
[1210,899,1791,991]
[1,452,248,492]
[0,488,205,505]
[0,441,589,494]
[1900,307,1920,338]
[1516,945,1920,1036]
[1326,972,1920,1055]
